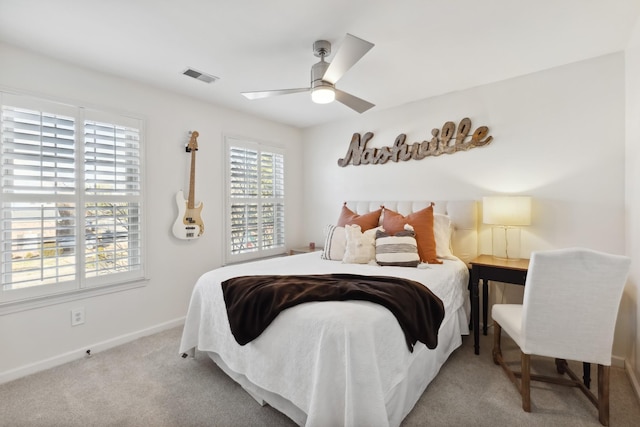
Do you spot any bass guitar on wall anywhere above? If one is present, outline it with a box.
[172,131,204,239]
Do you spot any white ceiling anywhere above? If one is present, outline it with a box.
[1,0,639,129]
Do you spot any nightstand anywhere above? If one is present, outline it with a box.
[288,246,323,256]
[469,254,529,355]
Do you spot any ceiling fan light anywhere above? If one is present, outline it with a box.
[311,86,335,104]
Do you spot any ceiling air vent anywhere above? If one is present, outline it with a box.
[183,68,219,84]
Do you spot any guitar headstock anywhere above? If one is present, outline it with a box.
[186,131,199,152]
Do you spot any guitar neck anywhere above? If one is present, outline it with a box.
[187,148,196,209]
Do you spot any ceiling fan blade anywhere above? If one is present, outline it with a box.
[335,89,375,114]
[322,34,374,84]
[242,88,309,100]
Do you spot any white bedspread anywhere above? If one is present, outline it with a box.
[179,252,469,427]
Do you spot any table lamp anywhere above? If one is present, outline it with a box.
[482,196,531,260]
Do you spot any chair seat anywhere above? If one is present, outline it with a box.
[492,304,523,347]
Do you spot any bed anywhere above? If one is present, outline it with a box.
[179,200,478,427]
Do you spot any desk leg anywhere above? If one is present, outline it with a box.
[482,279,489,336]
[583,362,591,388]
[471,268,480,355]
[467,272,473,330]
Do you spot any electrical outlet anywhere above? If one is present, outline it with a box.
[71,307,85,326]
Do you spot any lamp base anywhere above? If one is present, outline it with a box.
[491,226,521,260]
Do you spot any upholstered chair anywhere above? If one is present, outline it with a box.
[491,247,630,426]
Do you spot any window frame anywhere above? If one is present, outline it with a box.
[224,135,286,265]
[0,91,147,311]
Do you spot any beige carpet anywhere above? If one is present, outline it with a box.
[1,326,638,426]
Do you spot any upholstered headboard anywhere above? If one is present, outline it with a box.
[345,201,478,265]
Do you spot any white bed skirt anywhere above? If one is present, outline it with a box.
[206,303,469,427]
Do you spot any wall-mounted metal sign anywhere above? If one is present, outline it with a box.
[337,117,492,167]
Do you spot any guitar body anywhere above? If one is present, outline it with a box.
[172,131,204,240]
[172,190,204,239]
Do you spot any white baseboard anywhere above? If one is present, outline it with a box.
[0,317,185,385]
[611,354,626,368]
[625,360,640,402]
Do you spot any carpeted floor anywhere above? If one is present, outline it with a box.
[1,326,639,426]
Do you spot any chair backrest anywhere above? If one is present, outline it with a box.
[520,248,630,365]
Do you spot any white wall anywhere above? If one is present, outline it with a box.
[0,42,303,381]
[302,54,629,358]
[625,15,640,395]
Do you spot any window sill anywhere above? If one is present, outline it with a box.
[0,278,149,316]
[224,252,287,266]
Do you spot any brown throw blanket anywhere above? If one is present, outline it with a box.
[222,273,445,352]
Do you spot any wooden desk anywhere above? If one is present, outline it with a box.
[469,255,529,355]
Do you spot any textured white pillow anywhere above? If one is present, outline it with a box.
[321,224,346,261]
[434,213,455,259]
[342,224,380,264]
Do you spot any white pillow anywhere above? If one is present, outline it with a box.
[321,224,346,261]
[342,224,380,264]
[434,213,455,259]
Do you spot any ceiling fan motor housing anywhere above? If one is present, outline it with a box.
[313,40,331,58]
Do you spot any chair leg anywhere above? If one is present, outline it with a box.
[598,364,610,426]
[492,321,502,365]
[521,352,531,412]
[555,358,567,374]
[497,350,608,424]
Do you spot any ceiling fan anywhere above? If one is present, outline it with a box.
[241,34,375,113]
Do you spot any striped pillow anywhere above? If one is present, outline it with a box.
[375,229,420,267]
[321,224,346,260]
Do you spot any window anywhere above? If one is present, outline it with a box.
[0,93,144,304]
[225,136,285,263]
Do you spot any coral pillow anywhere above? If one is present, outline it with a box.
[336,203,382,231]
[382,204,442,264]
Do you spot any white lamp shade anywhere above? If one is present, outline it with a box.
[483,196,532,226]
[311,86,335,104]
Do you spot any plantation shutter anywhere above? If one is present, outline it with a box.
[229,146,259,254]
[1,106,76,195]
[0,93,145,303]
[226,138,285,262]
[1,102,78,293]
[259,151,285,250]
[83,112,142,283]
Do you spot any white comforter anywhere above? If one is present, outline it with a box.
[179,252,469,427]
